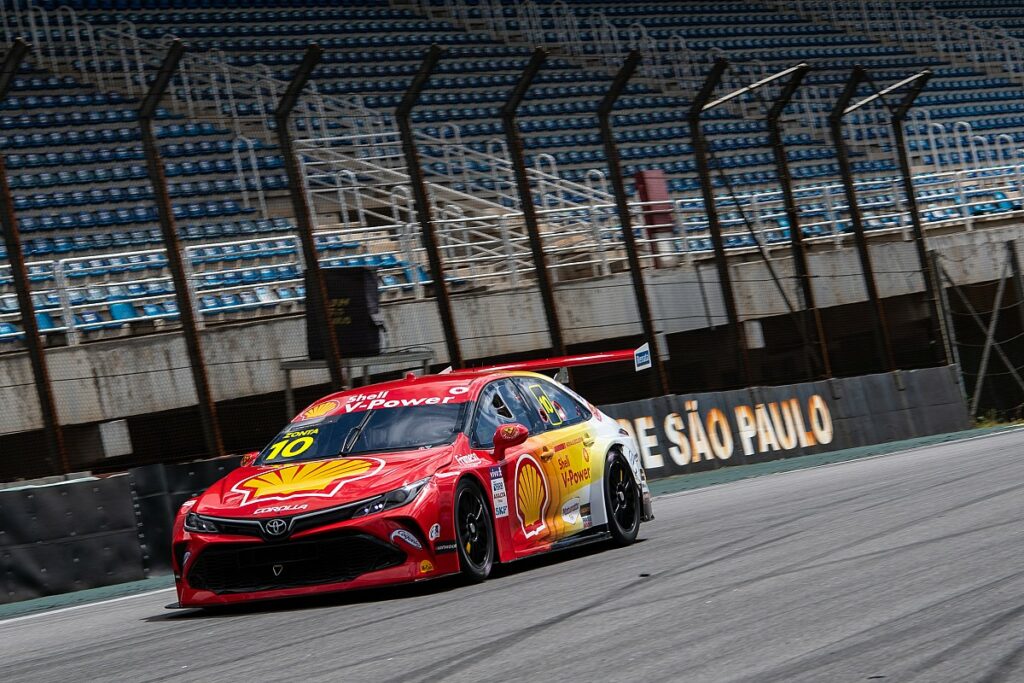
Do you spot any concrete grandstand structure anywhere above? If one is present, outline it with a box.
[1,0,1022,473]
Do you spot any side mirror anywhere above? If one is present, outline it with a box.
[492,423,529,461]
[240,451,259,467]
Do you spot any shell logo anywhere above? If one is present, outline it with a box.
[232,458,383,505]
[515,455,549,539]
[295,399,340,422]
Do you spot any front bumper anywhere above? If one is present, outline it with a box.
[174,513,457,607]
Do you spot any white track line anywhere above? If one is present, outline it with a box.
[0,587,176,625]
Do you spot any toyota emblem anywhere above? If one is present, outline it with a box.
[263,518,288,537]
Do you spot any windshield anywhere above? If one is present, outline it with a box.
[256,403,467,465]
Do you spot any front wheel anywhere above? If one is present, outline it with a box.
[454,479,495,581]
[604,451,641,546]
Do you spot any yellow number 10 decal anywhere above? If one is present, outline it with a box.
[529,385,563,426]
[264,436,315,460]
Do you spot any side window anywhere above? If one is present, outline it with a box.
[514,377,591,430]
[471,380,540,448]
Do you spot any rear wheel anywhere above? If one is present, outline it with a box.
[454,479,494,581]
[605,451,641,546]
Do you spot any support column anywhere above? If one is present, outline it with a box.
[687,57,752,386]
[765,63,831,379]
[501,47,567,359]
[597,50,670,395]
[395,45,463,368]
[890,70,947,366]
[274,43,347,391]
[829,66,896,372]
[0,38,68,473]
[139,40,223,459]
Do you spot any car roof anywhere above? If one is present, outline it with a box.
[289,370,555,423]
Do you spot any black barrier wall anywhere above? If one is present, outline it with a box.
[0,475,144,603]
[600,366,968,480]
[130,456,242,574]
[0,367,967,604]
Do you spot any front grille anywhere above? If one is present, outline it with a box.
[197,500,369,540]
[187,533,406,594]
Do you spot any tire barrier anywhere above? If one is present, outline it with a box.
[0,366,967,604]
[599,366,969,480]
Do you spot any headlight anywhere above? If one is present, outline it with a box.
[352,477,431,518]
[183,511,221,533]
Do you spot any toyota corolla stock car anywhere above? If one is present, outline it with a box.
[171,349,653,607]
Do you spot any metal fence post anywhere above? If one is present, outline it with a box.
[501,47,567,359]
[687,57,752,386]
[0,39,68,474]
[890,70,948,366]
[765,63,832,379]
[139,40,224,459]
[396,45,464,369]
[273,44,347,391]
[597,50,670,395]
[829,66,896,372]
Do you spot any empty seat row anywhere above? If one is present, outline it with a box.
[12,175,287,209]
[16,200,250,232]
[1,91,129,111]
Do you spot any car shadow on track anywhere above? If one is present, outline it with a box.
[144,537,645,622]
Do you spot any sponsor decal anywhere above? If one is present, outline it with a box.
[555,448,591,490]
[391,529,423,550]
[582,516,593,530]
[295,399,339,422]
[489,466,509,518]
[448,386,469,395]
[232,458,383,505]
[263,429,320,461]
[617,394,835,471]
[419,560,435,574]
[580,503,591,517]
[429,523,441,541]
[434,541,458,554]
[634,343,652,371]
[333,389,464,414]
[515,455,550,539]
[456,453,481,466]
[253,503,308,515]
[272,564,284,577]
[499,424,520,440]
[561,497,581,525]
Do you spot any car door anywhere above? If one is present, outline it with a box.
[468,379,556,553]
[512,376,597,540]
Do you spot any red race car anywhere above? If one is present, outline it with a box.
[171,350,653,607]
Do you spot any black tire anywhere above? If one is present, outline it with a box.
[604,450,641,546]
[454,478,495,581]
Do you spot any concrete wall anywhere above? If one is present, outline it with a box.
[0,223,1019,436]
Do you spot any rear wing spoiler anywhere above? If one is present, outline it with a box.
[440,343,652,377]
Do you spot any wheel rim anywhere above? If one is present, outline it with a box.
[609,458,638,532]
[458,488,490,568]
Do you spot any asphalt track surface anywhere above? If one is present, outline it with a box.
[3,430,1023,682]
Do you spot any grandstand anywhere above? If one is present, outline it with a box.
[0,0,1021,368]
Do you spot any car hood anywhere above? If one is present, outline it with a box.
[193,445,453,518]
